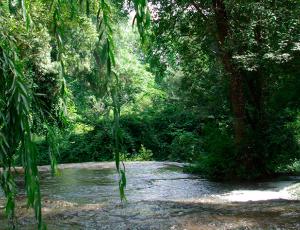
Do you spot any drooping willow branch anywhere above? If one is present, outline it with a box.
[47,0,151,202]
[0,32,44,229]
[0,0,151,228]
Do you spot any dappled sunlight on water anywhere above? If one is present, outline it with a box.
[215,179,300,202]
[0,162,300,229]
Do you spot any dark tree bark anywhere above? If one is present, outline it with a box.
[212,0,247,146]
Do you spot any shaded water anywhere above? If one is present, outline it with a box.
[0,162,300,229]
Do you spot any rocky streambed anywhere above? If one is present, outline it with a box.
[0,162,299,229]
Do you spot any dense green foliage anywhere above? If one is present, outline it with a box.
[1,0,300,228]
[0,0,150,227]
[146,0,300,179]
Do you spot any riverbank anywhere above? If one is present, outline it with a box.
[1,197,300,229]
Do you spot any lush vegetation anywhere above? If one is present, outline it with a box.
[1,0,300,228]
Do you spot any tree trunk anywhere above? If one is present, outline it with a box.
[212,0,246,146]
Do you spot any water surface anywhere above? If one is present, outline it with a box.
[0,161,299,229]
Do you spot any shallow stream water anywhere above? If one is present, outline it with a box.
[0,161,299,229]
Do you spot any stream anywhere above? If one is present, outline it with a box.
[0,161,300,229]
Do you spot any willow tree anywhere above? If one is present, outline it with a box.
[0,0,150,228]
